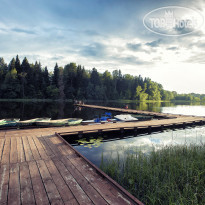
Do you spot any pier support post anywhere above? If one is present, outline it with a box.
[183,123,186,129]
[120,128,124,134]
[78,131,83,138]
[134,127,138,136]
[98,129,103,135]
[148,126,152,134]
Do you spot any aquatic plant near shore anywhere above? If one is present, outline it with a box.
[100,144,205,205]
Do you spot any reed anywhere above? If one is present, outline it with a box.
[100,144,205,205]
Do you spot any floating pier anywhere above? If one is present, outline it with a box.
[0,127,143,205]
[58,104,205,137]
[1,104,205,204]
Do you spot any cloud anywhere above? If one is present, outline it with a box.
[167,46,178,50]
[127,43,142,51]
[116,55,152,66]
[186,53,205,64]
[80,43,108,58]
[11,28,36,35]
[146,39,162,47]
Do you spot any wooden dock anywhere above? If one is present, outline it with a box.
[75,104,182,118]
[0,127,143,205]
[57,104,205,136]
[1,104,205,205]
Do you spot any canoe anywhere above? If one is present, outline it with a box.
[34,118,51,125]
[17,118,51,126]
[67,118,82,126]
[0,118,20,127]
[114,114,138,122]
[82,120,95,125]
[132,115,153,121]
[36,119,69,127]
[0,119,5,125]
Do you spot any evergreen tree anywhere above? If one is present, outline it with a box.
[15,55,22,73]
[0,55,203,101]
[52,63,59,88]
[8,58,16,71]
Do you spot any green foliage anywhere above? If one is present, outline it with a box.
[101,144,205,205]
[0,55,204,101]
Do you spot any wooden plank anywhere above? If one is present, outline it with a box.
[21,136,34,162]
[49,136,63,144]
[28,161,50,205]
[69,156,132,205]
[43,136,62,156]
[36,160,64,204]
[52,158,93,205]
[64,199,80,205]
[0,164,10,204]
[20,162,35,205]
[37,136,55,157]
[58,144,78,158]
[44,159,78,203]
[32,136,49,160]
[61,156,108,204]
[0,131,5,138]
[8,188,20,205]
[10,137,18,164]
[0,139,5,162]
[8,163,20,205]
[1,138,11,164]
[57,144,71,156]
[16,137,25,163]
[27,136,41,161]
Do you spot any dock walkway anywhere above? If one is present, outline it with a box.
[58,104,205,136]
[75,104,182,118]
[0,127,143,205]
[1,104,205,204]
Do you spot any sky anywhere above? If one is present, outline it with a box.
[0,0,205,94]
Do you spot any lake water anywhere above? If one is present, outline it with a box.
[1,100,205,167]
[71,101,205,167]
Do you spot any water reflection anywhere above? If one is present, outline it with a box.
[74,126,205,167]
[161,105,205,116]
[1,100,204,120]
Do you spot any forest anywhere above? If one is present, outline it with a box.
[0,55,204,101]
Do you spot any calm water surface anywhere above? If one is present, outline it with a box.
[72,102,205,167]
[1,100,205,167]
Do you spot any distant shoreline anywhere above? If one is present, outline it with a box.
[0,98,204,103]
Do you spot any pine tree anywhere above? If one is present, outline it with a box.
[15,55,22,73]
[52,63,59,88]
[8,58,16,71]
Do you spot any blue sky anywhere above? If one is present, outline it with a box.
[0,0,205,93]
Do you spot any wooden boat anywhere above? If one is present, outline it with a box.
[36,119,69,127]
[0,119,5,125]
[34,118,51,125]
[0,118,20,127]
[81,120,95,125]
[67,118,82,126]
[114,114,138,122]
[17,118,51,126]
[131,114,153,121]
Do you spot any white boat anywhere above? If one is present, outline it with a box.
[81,120,95,125]
[114,114,138,122]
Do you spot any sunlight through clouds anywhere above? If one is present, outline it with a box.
[0,0,204,93]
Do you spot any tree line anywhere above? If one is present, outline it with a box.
[0,56,204,101]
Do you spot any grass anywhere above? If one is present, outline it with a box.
[100,144,205,205]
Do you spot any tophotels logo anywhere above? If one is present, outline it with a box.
[143,6,204,36]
